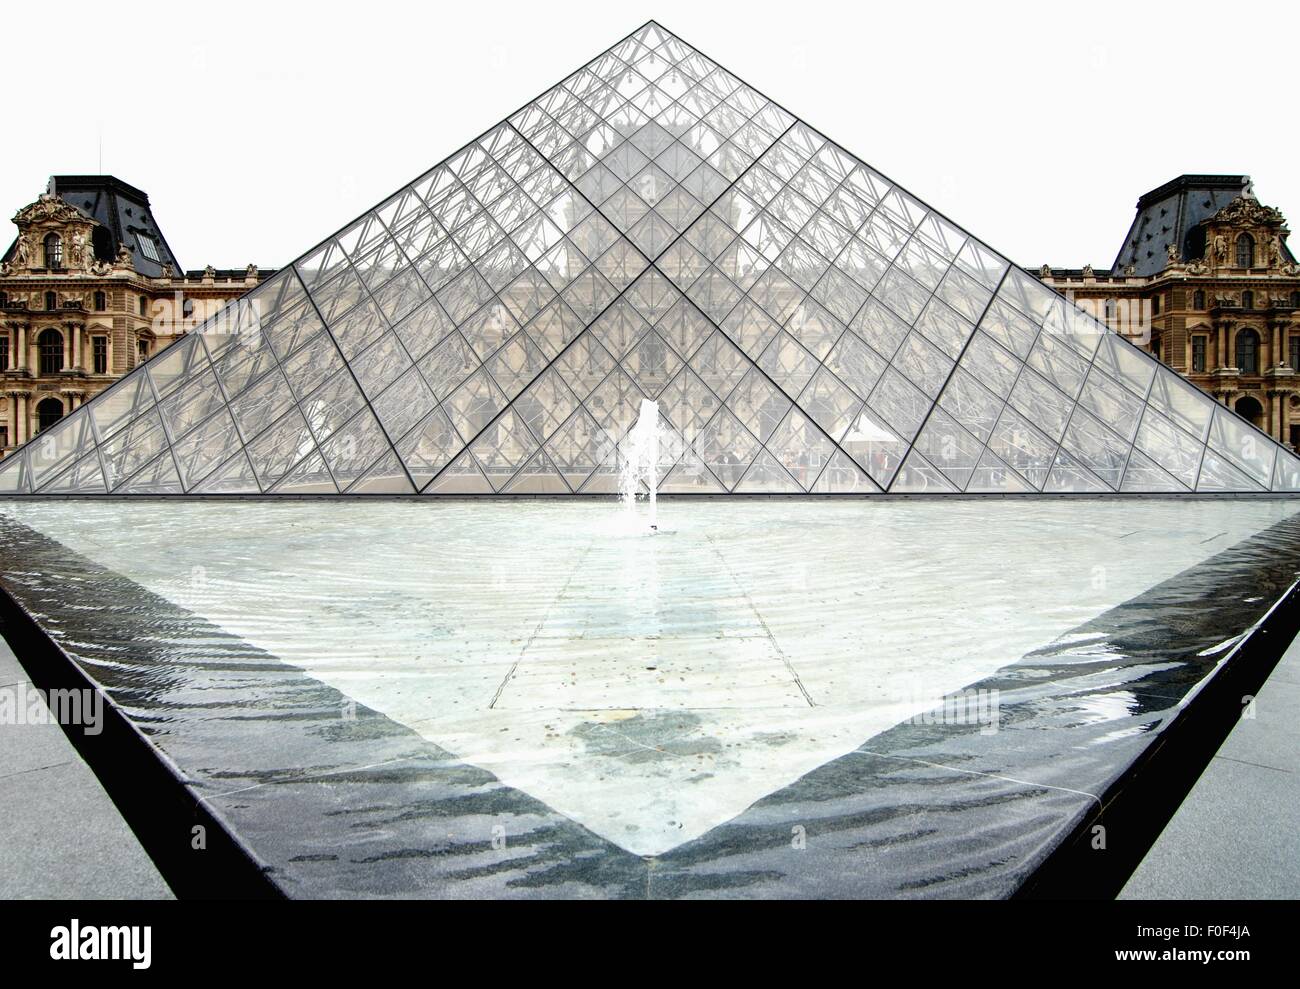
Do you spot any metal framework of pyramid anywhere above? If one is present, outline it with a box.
[4,23,1299,496]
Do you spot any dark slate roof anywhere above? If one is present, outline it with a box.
[44,175,185,277]
[1111,174,1296,276]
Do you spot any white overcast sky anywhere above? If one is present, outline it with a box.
[5,0,1297,273]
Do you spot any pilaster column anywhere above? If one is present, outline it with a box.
[72,323,82,370]
[14,393,26,445]
[5,392,16,448]
[1218,323,1228,366]
[15,323,27,371]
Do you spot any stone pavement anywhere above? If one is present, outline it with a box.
[1120,634,1300,899]
[0,632,172,899]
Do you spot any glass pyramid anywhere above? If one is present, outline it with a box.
[4,22,1299,496]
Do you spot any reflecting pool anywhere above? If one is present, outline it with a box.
[2,498,1295,874]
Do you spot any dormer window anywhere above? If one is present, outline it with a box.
[135,233,161,264]
[1237,233,1255,268]
[44,233,62,269]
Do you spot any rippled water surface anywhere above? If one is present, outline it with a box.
[2,498,1295,855]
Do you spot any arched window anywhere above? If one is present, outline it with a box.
[45,291,57,311]
[1236,327,1260,374]
[1193,289,1205,309]
[38,328,64,374]
[43,233,62,269]
[1242,290,1254,310]
[35,397,64,433]
[93,290,107,312]
[1237,233,1255,268]
[1234,395,1264,428]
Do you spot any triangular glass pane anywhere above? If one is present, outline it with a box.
[397,406,463,487]
[116,452,184,494]
[192,450,261,494]
[1149,366,1215,441]
[695,407,760,491]
[890,450,958,493]
[246,410,318,490]
[811,449,877,493]
[503,451,571,494]
[577,446,625,493]
[838,406,908,490]
[101,409,168,490]
[0,451,32,494]
[1042,447,1110,493]
[346,449,416,494]
[172,408,243,488]
[469,410,540,491]
[986,406,1055,490]
[965,451,1034,493]
[936,367,1003,445]
[660,447,726,492]
[39,451,108,495]
[271,450,338,494]
[1059,409,1130,490]
[27,410,95,489]
[735,449,800,492]
[1197,450,1265,492]
[545,408,613,490]
[1272,448,1300,491]
[914,408,984,490]
[1207,405,1276,488]
[1134,407,1204,489]
[89,368,154,442]
[424,450,493,494]
[765,411,836,492]
[1120,449,1188,493]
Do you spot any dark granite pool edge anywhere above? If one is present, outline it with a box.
[0,586,284,900]
[1014,577,1300,899]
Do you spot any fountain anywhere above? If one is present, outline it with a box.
[619,399,660,531]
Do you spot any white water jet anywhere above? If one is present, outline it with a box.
[619,399,660,531]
